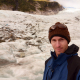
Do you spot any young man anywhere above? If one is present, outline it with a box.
[43,22,80,80]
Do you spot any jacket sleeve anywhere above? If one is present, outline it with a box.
[43,60,47,80]
[43,57,52,80]
[76,70,80,80]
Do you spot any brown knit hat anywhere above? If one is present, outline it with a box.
[48,22,71,43]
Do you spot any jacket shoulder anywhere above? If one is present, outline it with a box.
[68,55,80,66]
[45,57,52,66]
[67,55,80,80]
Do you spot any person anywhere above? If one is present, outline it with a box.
[43,22,80,80]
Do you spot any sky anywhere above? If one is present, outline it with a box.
[50,0,80,9]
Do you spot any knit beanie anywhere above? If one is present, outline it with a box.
[48,22,71,43]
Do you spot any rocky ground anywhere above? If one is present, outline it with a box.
[0,9,80,80]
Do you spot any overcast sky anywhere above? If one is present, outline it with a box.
[51,0,80,8]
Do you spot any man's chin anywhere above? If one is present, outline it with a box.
[55,51,63,57]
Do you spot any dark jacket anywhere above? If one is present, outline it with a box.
[43,44,80,80]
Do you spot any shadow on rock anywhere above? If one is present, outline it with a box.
[0,59,12,66]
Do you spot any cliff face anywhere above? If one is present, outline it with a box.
[0,0,64,15]
[33,1,64,15]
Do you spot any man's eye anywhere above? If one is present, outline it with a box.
[52,39,56,41]
[60,39,64,41]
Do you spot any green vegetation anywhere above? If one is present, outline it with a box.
[18,0,36,12]
[38,1,61,11]
[0,0,36,11]
[0,0,63,12]
[0,0,15,5]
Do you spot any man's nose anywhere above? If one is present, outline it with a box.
[56,41,60,47]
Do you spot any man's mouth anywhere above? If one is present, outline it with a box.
[56,48,62,52]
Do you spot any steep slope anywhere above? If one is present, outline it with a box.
[0,1,64,15]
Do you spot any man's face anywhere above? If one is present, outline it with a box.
[51,36,68,57]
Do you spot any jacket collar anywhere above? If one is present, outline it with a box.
[51,44,79,59]
[50,44,79,70]
[64,44,79,55]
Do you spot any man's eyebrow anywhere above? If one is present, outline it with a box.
[52,39,56,41]
[60,38,64,39]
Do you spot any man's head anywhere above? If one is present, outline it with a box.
[48,22,71,56]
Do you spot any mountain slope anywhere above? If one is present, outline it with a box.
[0,0,64,15]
